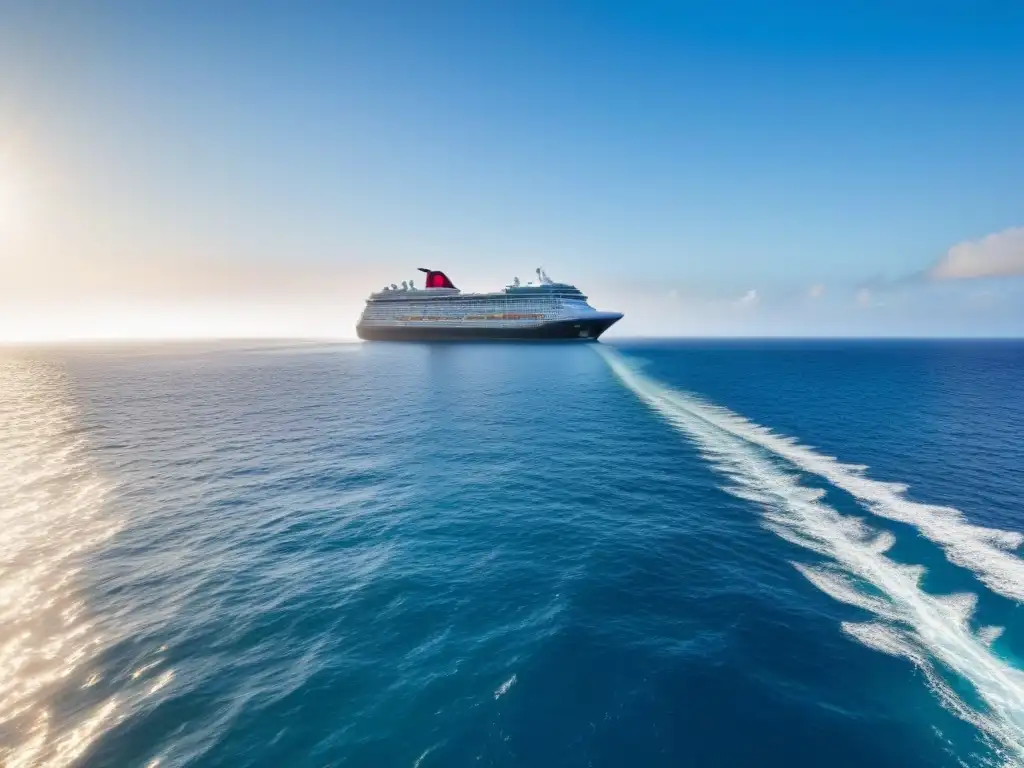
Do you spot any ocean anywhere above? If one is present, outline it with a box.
[2,338,1023,768]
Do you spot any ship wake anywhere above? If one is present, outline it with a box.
[597,346,1024,765]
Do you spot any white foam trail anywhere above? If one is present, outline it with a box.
[494,673,517,699]
[793,563,893,617]
[602,349,1024,603]
[597,346,1024,763]
[980,626,1006,647]
[412,742,443,768]
[842,621,922,662]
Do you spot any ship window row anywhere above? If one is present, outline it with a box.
[364,298,560,318]
[372,294,572,304]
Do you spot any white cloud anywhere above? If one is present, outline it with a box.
[855,288,872,307]
[930,227,1024,280]
[807,284,825,299]
[736,289,758,306]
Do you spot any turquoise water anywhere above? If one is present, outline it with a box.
[2,339,1023,767]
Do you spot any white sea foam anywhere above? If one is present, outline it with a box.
[597,347,1024,763]
[412,741,446,768]
[603,349,1024,603]
[494,673,517,699]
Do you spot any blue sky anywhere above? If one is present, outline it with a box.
[1,1,1023,338]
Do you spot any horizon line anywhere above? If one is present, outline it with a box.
[3,334,1024,349]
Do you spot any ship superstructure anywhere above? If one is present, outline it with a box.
[356,268,623,341]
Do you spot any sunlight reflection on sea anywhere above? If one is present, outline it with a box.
[0,359,152,766]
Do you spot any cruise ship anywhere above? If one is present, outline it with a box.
[356,268,623,341]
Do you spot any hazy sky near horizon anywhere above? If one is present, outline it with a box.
[1,1,1023,339]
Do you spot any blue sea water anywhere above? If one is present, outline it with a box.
[2,339,1024,767]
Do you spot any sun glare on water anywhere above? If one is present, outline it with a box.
[0,360,175,766]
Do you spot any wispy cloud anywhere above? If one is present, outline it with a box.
[736,289,758,306]
[807,284,825,299]
[930,227,1024,280]
[855,287,873,307]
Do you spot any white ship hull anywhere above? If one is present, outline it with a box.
[356,268,623,342]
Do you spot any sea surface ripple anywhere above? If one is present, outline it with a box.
[1,339,1022,767]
